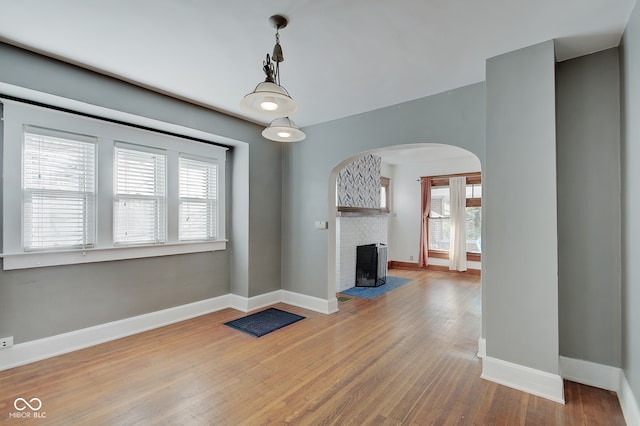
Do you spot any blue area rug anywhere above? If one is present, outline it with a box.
[340,276,412,299]
[224,308,305,338]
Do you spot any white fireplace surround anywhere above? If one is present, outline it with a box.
[336,216,388,292]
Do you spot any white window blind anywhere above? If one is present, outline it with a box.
[113,143,167,245]
[179,155,218,241]
[23,127,96,251]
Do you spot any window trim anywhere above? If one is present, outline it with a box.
[113,142,168,246]
[1,240,226,270]
[22,126,98,251]
[1,98,228,270]
[380,176,390,212]
[178,154,219,242]
[426,172,482,260]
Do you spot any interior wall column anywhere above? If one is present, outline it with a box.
[482,40,563,403]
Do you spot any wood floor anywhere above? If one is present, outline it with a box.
[0,270,625,425]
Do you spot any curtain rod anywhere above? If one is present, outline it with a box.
[416,172,481,182]
[0,93,232,150]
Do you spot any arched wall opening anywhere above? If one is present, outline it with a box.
[327,143,482,301]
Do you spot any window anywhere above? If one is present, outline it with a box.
[380,176,390,212]
[428,186,451,251]
[23,127,96,251]
[465,183,482,254]
[179,155,218,241]
[427,173,481,256]
[113,143,167,245]
[2,98,227,270]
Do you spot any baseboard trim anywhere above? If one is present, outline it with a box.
[0,289,337,372]
[0,295,231,372]
[481,356,565,404]
[559,356,621,392]
[231,290,337,314]
[477,337,486,358]
[388,261,422,270]
[558,356,639,426]
[387,261,481,276]
[229,290,282,312]
[424,264,481,276]
[281,290,338,314]
[619,371,640,426]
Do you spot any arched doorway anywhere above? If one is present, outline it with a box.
[327,143,482,302]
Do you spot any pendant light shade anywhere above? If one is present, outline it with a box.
[240,81,297,118]
[243,15,306,142]
[262,117,306,142]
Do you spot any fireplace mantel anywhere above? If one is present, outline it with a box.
[336,207,390,217]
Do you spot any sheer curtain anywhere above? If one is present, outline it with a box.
[418,178,431,267]
[449,177,468,271]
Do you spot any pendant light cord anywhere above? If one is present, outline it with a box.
[274,29,281,86]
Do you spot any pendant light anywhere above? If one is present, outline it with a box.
[241,15,306,142]
[262,117,306,142]
[240,15,298,119]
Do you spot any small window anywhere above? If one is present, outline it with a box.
[179,155,218,241]
[23,127,96,251]
[380,176,390,211]
[465,182,482,253]
[113,143,167,245]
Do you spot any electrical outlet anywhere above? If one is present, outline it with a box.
[410,255,414,261]
[0,336,14,349]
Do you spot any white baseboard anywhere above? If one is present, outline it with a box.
[281,290,338,314]
[559,356,640,426]
[0,289,337,372]
[619,372,640,426]
[230,290,337,314]
[481,356,565,404]
[559,356,621,392]
[229,290,282,312]
[0,295,231,372]
[477,337,486,358]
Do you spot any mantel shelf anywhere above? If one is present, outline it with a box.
[336,207,391,217]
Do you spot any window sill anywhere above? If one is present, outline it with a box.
[0,240,227,270]
[428,250,481,261]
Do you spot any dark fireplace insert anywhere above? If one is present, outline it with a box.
[356,243,387,287]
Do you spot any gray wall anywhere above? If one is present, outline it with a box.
[282,83,486,299]
[2,25,637,408]
[621,0,640,410]
[484,41,559,374]
[0,254,229,342]
[247,139,283,297]
[0,43,283,343]
[556,48,621,367]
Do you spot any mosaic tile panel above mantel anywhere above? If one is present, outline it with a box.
[337,154,381,209]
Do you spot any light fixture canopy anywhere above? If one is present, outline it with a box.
[240,15,298,119]
[262,117,306,142]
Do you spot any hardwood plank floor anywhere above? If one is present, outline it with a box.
[0,270,625,425]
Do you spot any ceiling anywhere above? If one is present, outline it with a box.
[0,0,636,129]
[377,144,480,166]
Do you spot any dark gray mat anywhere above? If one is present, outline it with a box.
[224,307,305,338]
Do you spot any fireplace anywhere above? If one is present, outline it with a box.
[356,243,387,287]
